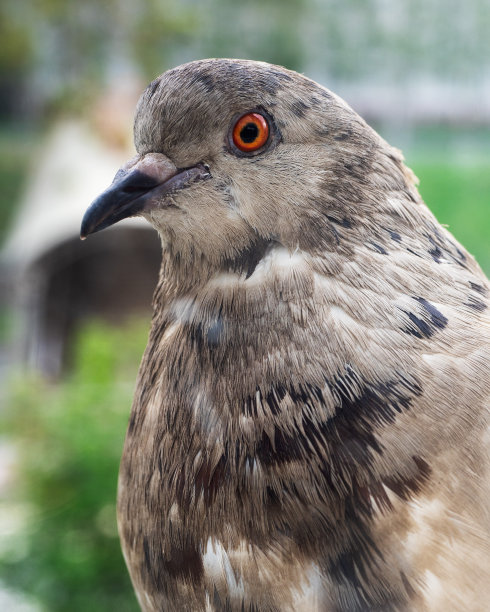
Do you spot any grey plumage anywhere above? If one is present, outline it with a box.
[81,59,490,611]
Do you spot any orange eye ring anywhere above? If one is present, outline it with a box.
[232,112,270,152]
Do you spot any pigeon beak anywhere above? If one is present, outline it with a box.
[80,153,211,239]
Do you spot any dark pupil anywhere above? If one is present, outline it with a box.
[240,122,259,143]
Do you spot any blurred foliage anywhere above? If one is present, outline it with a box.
[1,0,313,117]
[2,0,489,119]
[1,0,199,118]
[311,0,490,81]
[0,16,32,75]
[192,0,307,72]
[0,319,149,612]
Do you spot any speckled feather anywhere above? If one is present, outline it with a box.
[107,60,490,611]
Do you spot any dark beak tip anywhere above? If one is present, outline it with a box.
[80,208,95,240]
[80,161,208,240]
[79,170,152,240]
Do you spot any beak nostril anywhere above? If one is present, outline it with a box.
[119,170,162,193]
[123,184,152,194]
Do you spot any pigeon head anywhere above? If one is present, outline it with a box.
[81,59,420,277]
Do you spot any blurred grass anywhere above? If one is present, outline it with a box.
[412,161,490,273]
[379,123,490,274]
[0,319,148,612]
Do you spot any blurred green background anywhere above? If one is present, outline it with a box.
[0,1,489,610]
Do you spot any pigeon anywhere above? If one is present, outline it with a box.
[81,59,490,611]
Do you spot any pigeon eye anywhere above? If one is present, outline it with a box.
[232,112,270,153]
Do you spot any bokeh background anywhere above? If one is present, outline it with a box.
[1,1,489,610]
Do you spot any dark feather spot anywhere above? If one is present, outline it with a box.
[385,228,401,242]
[194,454,227,506]
[369,242,388,255]
[250,68,293,95]
[254,369,420,479]
[455,246,467,262]
[414,297,448,329]
[256,427,302,465]
[143,536,152,570]
[207,314,224,347]
[269,69,293,83]
[465,296,487,312]
[141,536,203,588]
[327,493,385,610]
[469,281,488,296]
[406,247,422,258]
[327,479,422,609]
[429,245,443,262]
[358,481,393,514]
[244,395,258,418]
[245,383,289,417]
[426,235,446,263]
[290,100,309,117]
[404,312,434,339]
[326,215,353,228]
[223,237,273,279]
[315,127,330,138]
[400,571,417,598]
[383,456,431,500]
[309,96,322,107]
[127,412,137,434]
[334,128,353,141]
[328,223,341,245]
[162,543,204,581]
[194,71,216,92]
[266,485,280,507]
[402,298,448,338]
[184,308,225,352]
[329,550,369,600]
[188,320,204,351]
[144,78,160,100]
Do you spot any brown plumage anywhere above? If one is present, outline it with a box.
[81,59,490,611]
